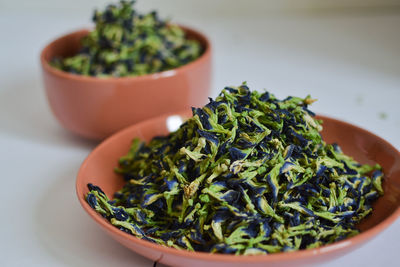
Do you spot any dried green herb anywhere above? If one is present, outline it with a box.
[86,83,384,254]
[52,0,202,77]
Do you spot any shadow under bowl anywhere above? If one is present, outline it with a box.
[40,27,212,140]
[76,111,400,267]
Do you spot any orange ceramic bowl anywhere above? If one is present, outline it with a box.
[40,27,211,140]
[76,112,400,267]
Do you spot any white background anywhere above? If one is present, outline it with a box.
[0,0,399,266]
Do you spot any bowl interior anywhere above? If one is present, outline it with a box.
[76,112,400,264]
[42,30,89,64]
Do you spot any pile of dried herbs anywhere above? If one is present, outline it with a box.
[52,0,202,77]
[86,83,384,254]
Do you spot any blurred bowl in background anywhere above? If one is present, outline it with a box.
[76,112,400,267]
[40,27,211,140]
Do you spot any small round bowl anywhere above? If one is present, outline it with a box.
[76,112,400,267]
[40,27,212,140]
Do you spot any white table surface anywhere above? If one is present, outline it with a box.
[0,1,399,266]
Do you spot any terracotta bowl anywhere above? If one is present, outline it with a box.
[40,27,212,140]
[76,112,400,267]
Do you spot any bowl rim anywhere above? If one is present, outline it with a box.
[76,112,400,263]
[40,25,211,82]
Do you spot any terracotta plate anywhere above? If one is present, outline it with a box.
[76,111,400,267]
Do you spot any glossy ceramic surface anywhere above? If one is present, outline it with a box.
[76,112,400,267]
[40,27,212,140]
